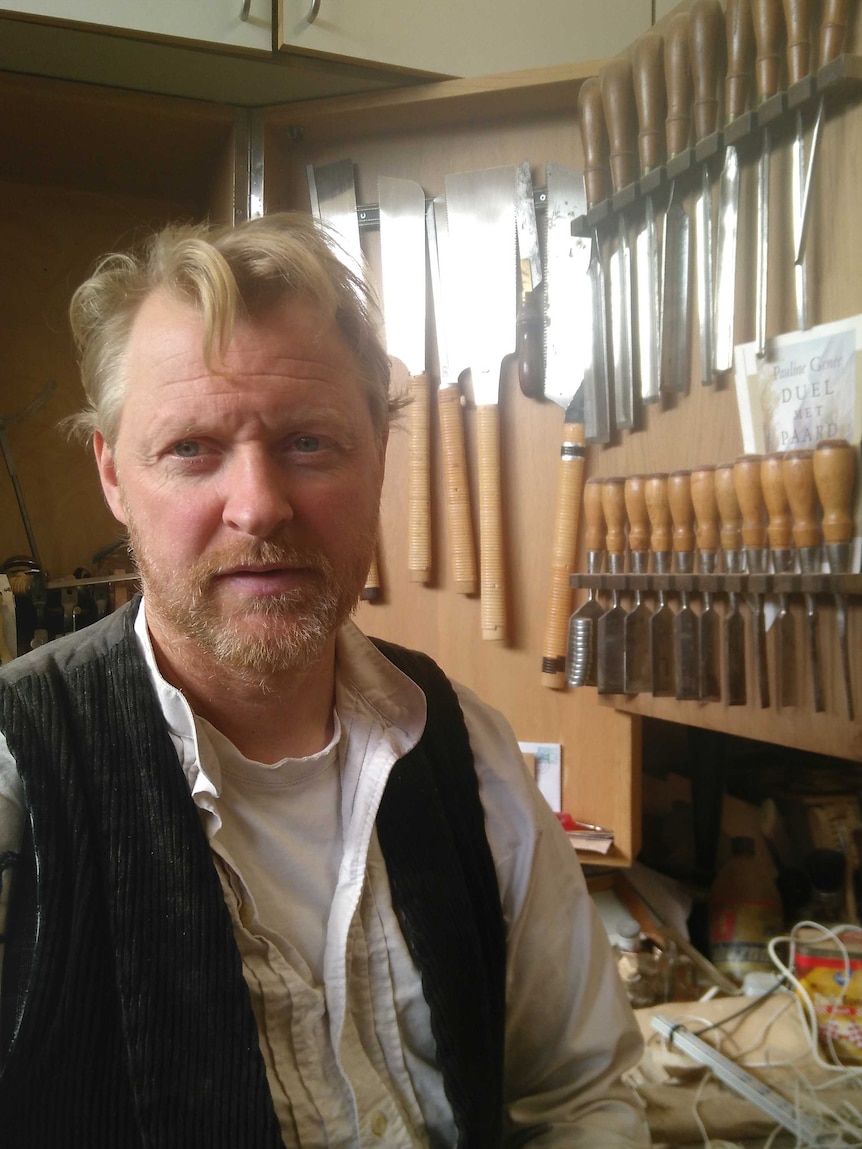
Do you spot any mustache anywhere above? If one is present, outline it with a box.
[195,540,334,581]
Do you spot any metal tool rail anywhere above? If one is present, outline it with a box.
[571,572,862,596]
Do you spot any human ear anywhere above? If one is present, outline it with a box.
[93,432,128,525]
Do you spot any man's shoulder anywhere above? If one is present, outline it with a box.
[0,600,137,686]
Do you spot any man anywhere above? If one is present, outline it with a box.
[0,213,648,1146]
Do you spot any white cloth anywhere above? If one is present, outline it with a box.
[0,603,649,1147]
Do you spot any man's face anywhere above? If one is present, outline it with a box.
[94,290,386,678]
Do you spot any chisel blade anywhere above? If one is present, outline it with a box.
[598,600,628,695]
[724,599,747,706]
[661,186,691,393]
[775,598,797,709]
[674,594,701,701]
[650,598,675,697]
[624,600,652,695]
[699,603,721,701]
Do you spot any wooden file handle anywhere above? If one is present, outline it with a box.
[542,423,587,687]
[437,386,478,595]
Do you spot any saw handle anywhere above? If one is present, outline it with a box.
[599,56,638,193]
[437,386,478,595]
[813,438,857,545]
[578,77,611,209]
[819,0,850,68]
[782,0,812,83]
[726,0,756,121]
[753,0,785,103]
[476,403,507,643]
[542,422,587,687]
[689,0,725,141]
[633,32,667,174]
[665,11,694,158]
[782,448,822,549]
[407,373,432,583]
[761,452,794,550]
[691,466,720,556]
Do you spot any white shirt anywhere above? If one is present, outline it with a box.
[0,603,649,1147]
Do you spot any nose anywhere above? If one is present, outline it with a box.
[221,447,295,539]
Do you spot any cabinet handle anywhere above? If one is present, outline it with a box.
[308,0,321,23]
[240,0,251,19]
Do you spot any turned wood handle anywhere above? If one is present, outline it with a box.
[689,0,724,141]
[665,11,693,158]
[691,466,720,555]
[476,403,506,643]
[761,452,794,550]
[819,0,850,68]
[715,463,743,552]
[782,0,812,84]
[645,473,672,554]
[782,448,821,548]
[813,438,857,545]
[726,0,756,122]
[407,373,432,583]
[625,475,651,555]
[578,76,610,208]
[437,386,478,595]
[668,470,696,554]
[542,422,587,688]
[584,476,606,554]
[516,289,545,400]
[753,0,785,102]
[733,454,768,548]
[602,478,628,558]
[599,56,638,193]
[633,32,667,174]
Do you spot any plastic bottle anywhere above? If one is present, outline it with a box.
[613,918,670,1008]
[708,836,784,984]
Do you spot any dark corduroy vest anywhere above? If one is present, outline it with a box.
[0,600,505,1148]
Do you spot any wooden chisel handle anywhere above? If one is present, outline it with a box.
[761,453,794,549]
[753,0,785,102]
[715,463,744,553]
[813,438,857,545]
[733,454,768,548]
[625,475,651,559]
[646,474,672,554]
[689,0,725,141]
[542,422,587,686]
[633,32,667,174]
[437,385,478,595]
[602,478,628,560]
[819,0,851,67]
[665,12,693,158]
[407,372,432,583]
[691,466,720,557]
[476,403,507,643]
[782,0,812,83]
[782,448,821,548]
[669,470,696,556]
[584,477,606,554]
[578,77,610,208]
[726,0,756,122]
[599,56,638,193]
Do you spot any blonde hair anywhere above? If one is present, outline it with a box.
[67,212,395,445]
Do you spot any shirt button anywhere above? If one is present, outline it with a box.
[370,1111,388,1137]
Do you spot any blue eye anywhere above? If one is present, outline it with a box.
[172,440,201,458]
[294,435,322,452]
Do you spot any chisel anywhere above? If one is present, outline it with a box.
[632,32,667,406]
[784,0,814,332]
[567,478,607,688]
[647,473,675,697]
[733,454,771,708]
[783,448,825,712]
[670,470,700,700]
[597,478,628,695]
[661,10,694,395]
[714,0,756,372]
[689,0,725,386]
[624,475,653,694]
[715,462,748,705]
[752,0,785,358]
[813,438,857,721]
[761,452,798,707]
[691,465,722,701]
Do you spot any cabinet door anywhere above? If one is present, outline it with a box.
[0,0,273,52]
[278,0,652,76]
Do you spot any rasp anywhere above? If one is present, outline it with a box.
[597,478,628,695]
[814,438,857,721]
[691,465,722,701]
[752,0,785,358]
[578,77,613,445]
[647,473,675,697]
[733,454,771,708]
[783,448,825,711]
[515,159,544,398]
[541,162,590,686]
[714,0,756,373]
[661,11,694,394]
[379,175,431,585]
[761,452,798,708]
[689,0,725,387]
[566,478,606,688]
[632,31,667,406]
[715,462,748,705]
[426,196,478,596]
[670,470,700,701]
[624,474,653,695]
[600,56,638,430]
